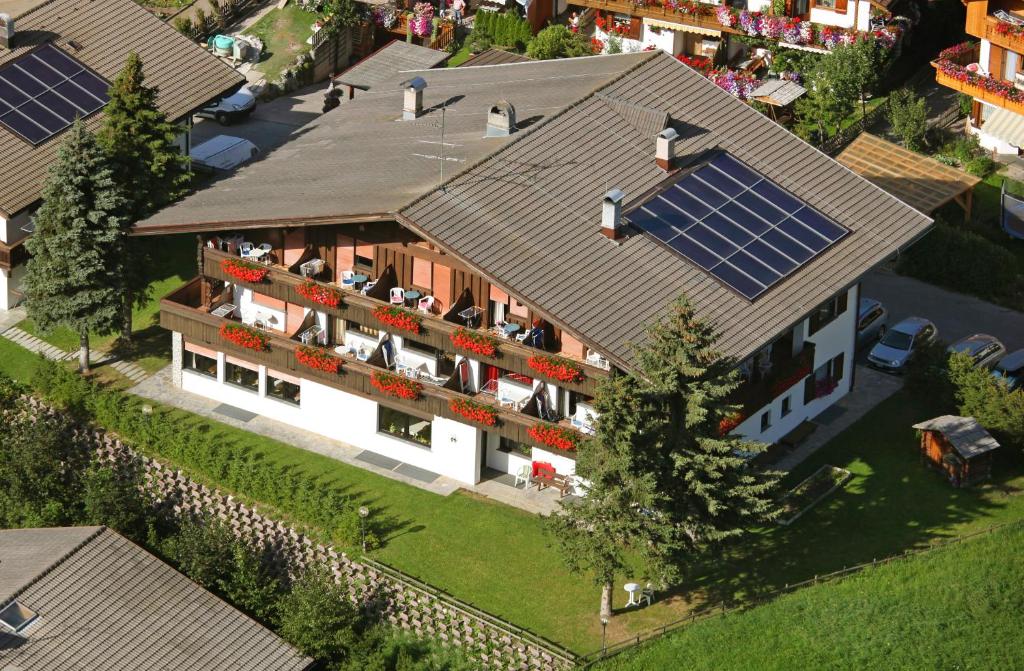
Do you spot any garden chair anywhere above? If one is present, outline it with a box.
[239,242,254,258]
[390,287,405,305]
[513,464,531,490]
[640,582,655,607]
[341,270,355,288]
[418,295,434,313]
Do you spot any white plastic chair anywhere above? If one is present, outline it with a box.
[417,295,434,313]
[341,270,355,288]
[360,280,377,296]
[640,583,655,607]
[514,464,531,489]
[390,287,405,305]
[239,242,254,258]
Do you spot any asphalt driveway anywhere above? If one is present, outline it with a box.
[861,267,1024,353]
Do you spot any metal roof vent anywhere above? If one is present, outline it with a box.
[0,15,14,50]
[601,189,625,241]
[403,76,427,120]
[0,601,38,634]
[486,100,516,137]
[656,127,678,171]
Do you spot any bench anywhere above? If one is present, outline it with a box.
[531,471,574,498]
[780,420,817,448]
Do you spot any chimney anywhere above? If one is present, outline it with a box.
[403,77,427,120]
[656,127,678,171]
[485,100,517,137]
[0,14,14,50]
[601,189,625,241]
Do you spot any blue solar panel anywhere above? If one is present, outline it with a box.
[0,44,110,146]
[627,153,850,300]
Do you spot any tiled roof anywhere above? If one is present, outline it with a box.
[336,40,450,90]
[0,0,244,218]
[459,49,532,67]
[0,526,312,671]
[400,52,933,365]
[913,415,1001,459]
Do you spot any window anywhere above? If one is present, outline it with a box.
[498,436,531,456]
[354,240,373,269]
[185,351,217,378]
[225,362,259,392]
[805,353,845,403]
[0,602,37,633]
[267,374,300,405]
[760,410,771,432]
[781,396,792,417]
[346,320,380,339]
[378,406,432,447]
[808,291,849,335]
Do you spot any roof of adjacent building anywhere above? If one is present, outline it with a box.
[459,48,533,67]
[336,39,450,90]
[136,52,652,232]
[0,526,312,671]
[0,0,244,218]
[913,415,1001,459]
[837,133,980,215]
[750,78,806,106]
[401,52,933,364]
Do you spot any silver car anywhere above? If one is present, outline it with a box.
[867,317,937,373]
[947,334,1007,370]
[993,349,1024,391]
[856,297,888,348]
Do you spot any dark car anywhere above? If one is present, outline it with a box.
[856,297,888,348]
[947,334,1007,370]
[993,349,1024,391]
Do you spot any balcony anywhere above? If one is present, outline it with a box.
[729,342,816,421]
[571,0,739,34]
[161,277,582,455]
[0,238,28,271]
[201,246,609,396]
[980,15,1024,53]
[932,43,1024,116]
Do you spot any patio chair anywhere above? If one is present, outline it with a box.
[390,287,405,305]
[257,243,273,260]
[360,281,377,296]
[640,583,655,607]
[239,242,254,258]
[513,464,531,490]
[341,270,355,288]
[418,295,434,313]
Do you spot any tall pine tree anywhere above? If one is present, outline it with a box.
[98,52,189,342]
[548,297,781,620]
[24,120,127,372]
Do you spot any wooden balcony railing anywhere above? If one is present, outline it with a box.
[0,237,29,271]
[572,0,740,34]
[729,342,816,420]
[161,278,580,455]
[933,55,1024,117]
[202,247,609,396]
[979,16,1024,54]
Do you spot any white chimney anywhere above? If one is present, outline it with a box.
[486,100,517,137]
[656,127,678,171]
[601,189,625,241]
[0,15,14,51]
[403,76,427,120]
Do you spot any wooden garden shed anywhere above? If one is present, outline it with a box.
[912,415,1000,487]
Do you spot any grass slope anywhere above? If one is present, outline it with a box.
[599,523,1024,670]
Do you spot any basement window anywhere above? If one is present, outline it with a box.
[0,601,38,633]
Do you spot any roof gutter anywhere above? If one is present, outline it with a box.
[129,212,395,236]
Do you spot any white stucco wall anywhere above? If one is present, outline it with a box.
[640,20,678,55]
[0,211,31,246]
[808,0,870,31]
[980,39,991,74]
[0,263,25,311]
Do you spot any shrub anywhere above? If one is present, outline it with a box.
[964,155,996,177]
[527,25,591,60]
[82,464,151,541]
[277,566,360,664]
[887,88,927,151]
[959,93,973,117]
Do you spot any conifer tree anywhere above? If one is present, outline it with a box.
[548,297,782,620]
[24,120,127,372]
[98,52,188,342]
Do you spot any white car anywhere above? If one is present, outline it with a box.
[196,86,256,125]
[190,135,259,172]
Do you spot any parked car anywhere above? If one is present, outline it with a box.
[867,317,937,373]
[992,349,1024,391]
[856,297,888,348]
[190,135,259,173]
[195,85,256,125]
[946,334,1007,370]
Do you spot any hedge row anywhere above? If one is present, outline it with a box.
[473,10,533,51]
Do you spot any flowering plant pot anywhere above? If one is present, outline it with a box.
[296,345,342,374]
[526,354,584,384]
[221,258,269,284]
[296,280,342,308]
[219,322,269,352]
[449,328,498,357]
[373,305,422,334]
[448,398,498,426]
[718,412,745,436]
[371,371,423,400]
[527,423,584,452]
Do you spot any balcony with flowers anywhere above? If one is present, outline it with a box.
[932,42,1024,116]
[713,5,902,52]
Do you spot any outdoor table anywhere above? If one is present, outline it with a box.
[299,324,323,345]
[502,323,521,338]
[351,274,368,290]
[458,306,483,328]
[404,290,421,308]
[248,247,268,263]
[211,303,237,318]
[624,582,641,607]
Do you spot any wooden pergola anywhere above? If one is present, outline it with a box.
[837,134,981,221]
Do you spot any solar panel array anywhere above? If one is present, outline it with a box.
[628,153,850,301]
[0,44,110,145]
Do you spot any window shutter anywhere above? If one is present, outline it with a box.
[628,17,642,40]
[991,45,1006,82]
[833,0,848,13]
[832,352,845,382]
[803,375,816,405]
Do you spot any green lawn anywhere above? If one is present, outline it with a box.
[18,234,197,374]
[597,522,1024,670]
[243,6,317,83]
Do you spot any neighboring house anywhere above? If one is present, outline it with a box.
[0,526,312,670]
[135,49,931,487]
[933,0,1024,154]
[0,0,244,311]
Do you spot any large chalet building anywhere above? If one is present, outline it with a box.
[137,47,932,487]
[0,0,243,311]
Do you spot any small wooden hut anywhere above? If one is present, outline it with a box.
[912,416,1000,487]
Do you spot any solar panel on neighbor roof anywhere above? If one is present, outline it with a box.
[0,43,110,145]
[628,153,849,301]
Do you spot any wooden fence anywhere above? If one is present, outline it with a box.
[820,100,890,156]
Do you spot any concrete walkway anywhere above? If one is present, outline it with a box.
[130,366,568,514]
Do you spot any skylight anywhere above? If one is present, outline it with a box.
[0,601,38,633]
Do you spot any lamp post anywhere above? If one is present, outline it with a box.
[601,617,609,658]
[358,506,369,552]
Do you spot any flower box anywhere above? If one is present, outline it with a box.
[718,412,746,436]
[526,354,584,384]
[296,280,342,309]
[219,322,269,352]
[296,345,342,374]
[221,258,269,284]
[449,328,498,357]
[933,43,1024,111]
[371,371,423,400]
[373,305,422,334]
[527,423,584,452]
[448,398,498,426]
